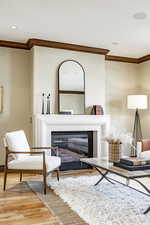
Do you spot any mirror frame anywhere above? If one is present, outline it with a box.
[58,59,85,114]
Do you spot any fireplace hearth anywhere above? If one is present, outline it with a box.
[52,131,93,170]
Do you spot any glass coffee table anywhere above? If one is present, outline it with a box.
[80,157,150,214]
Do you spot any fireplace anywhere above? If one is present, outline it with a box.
[34,114,110,163]
[51,131,93,170]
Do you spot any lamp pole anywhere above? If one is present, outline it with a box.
[131,108,143,157]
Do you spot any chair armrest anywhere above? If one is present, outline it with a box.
[31,146,59,156]
[8,151,44,154]
[32,146,57,150]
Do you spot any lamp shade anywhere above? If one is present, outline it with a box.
[127,95,148,109]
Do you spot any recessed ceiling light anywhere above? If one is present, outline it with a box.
[133,12,147,20]
[112,42,119,45]
[11,25,17,29]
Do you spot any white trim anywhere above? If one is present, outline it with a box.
[33,114,110,158]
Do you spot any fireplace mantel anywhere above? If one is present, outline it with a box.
[33,114,110,158]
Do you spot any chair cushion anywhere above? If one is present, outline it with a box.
[8,155,61,172]
[5,130,30,159]
[140,150,150,160]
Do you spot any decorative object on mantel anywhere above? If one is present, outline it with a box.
[0,86,3,113]
[91,105,104,115]
[127,95,148,157]
[59,110,72,115]
[41,93,45,114]
[46,93,50,114]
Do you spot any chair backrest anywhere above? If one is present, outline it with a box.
[4,130,30,159]
[142,139,150,151]
[139,139,150,160]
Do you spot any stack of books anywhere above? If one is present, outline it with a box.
[114,157,150,171]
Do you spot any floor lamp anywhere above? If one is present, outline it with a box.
[127,95,148,157]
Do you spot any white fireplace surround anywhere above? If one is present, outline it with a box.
[34,114,110,158]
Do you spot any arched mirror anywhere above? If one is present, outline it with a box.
[58,60,85,114]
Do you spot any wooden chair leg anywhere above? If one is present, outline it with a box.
[56,169,60,181]
[3,170,8,191]
[20,172,22,182]
[43,152,47,194]
[43,172,47,195]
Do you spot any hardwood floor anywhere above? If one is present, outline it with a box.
[0,170,95,225]
[0,172,60,225]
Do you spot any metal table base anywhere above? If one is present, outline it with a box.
[94,166,150,214]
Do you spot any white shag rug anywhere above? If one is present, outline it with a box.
[48,175,150,225]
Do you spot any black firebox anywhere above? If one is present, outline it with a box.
[51,131,93,171]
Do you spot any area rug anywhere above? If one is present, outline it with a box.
[28,177,88,225]
[47,175,150,225]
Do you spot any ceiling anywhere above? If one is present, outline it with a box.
[1,0,150,57]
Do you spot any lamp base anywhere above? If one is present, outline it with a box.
[131,109,142,157]
[130,145,137,157]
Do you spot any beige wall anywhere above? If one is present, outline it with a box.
[32,46,106,115]
[105,61,139,132]
[1,45,150,164]
[0,48,31,165]
[32,46,143,138]
[138,61,150,138]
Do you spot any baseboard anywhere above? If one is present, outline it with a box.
[0,165,4,172]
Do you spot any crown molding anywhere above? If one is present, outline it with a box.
[0,38,150,63]
[106,54,150,64]
[138,54,150,63]
[105,55,138,64]
[27,39,110,55]
[0,40,28,50]
[0,39,109,55]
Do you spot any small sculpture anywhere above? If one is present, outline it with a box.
[42,93,45,114]
[46,94,50,114]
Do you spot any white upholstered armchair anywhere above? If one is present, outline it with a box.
[3,130,61,194]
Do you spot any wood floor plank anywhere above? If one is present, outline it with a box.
[0,173,60,225]
[0,170,95,225]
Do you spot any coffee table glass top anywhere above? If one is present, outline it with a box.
[81,158,150,179]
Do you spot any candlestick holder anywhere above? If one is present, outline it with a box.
[41,93,45,114]
[46,94,50,114]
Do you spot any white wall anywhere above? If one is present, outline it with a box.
[105,61,139,132]
[32,46,106,115]
[0,48,31,165]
